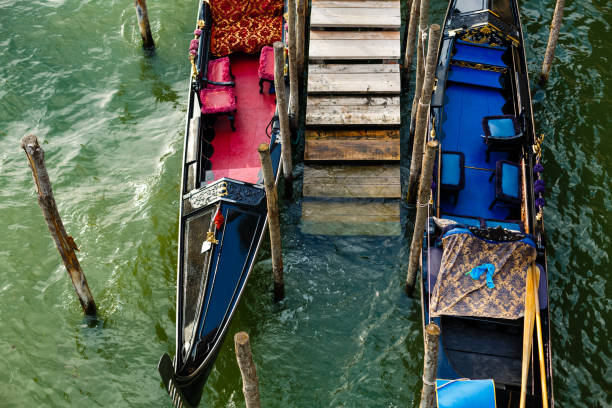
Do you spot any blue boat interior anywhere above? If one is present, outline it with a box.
[437,39,521,224]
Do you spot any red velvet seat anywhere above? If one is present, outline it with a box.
[200,88,237,131]
[206,57,234,88]
[257,46,275,94]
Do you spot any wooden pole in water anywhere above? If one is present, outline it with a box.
[406,140,438,296]
[134,0,155,49]
[234,332,261,408]
[258,144,285,302]
[274,41,294,197]
[21,135,97,316]
[540,0,565,84]
[403,0,420,74]
[287,0,299,128]
[407,24,440,204]
[420,323,441,408]
[296,0,306,79]
[409,0,429,137]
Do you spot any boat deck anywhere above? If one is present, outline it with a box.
[301,0,402,236]
[203,54,277,184]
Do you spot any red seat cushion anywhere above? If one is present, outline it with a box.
[258,46,275,80]
[207,57,232,87]
[199,88,237,114]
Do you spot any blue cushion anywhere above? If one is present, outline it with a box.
[453,42,507,67]
[501,162,520,198]
[447,66,504,89]
[444,215,481,227]
[486,220,521,231]
[436,379,496,408]
[488,118,516,137]
[441,153,461,186]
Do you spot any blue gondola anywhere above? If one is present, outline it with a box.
[157,1,284,406]
[420,1,554,407]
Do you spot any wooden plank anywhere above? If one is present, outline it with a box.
[305,129,399,139]
[305,138,399,161]
[312,0,400,8]
[301,201,400,236]
[306,96,400,126]
[303,164,400,198]
[309,63,399,74]
[307,96,399,107]
[310,7,401,29]
[309,39,400,61]
[309,31,400,40]
[308,72,400,94]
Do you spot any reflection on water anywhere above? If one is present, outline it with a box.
[0,0,609,407]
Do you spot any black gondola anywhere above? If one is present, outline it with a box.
[419,0,554,407]
[157,1,285,406]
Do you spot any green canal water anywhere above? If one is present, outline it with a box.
[0,0,610,406]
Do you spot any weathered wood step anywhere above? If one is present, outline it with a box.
[308,64,400,95]
[306,96,400,126]
[304,129,399,161]
[309,31,400,61]
[303,164,400,198]
[310,2,401,29]
[301,200,400,236]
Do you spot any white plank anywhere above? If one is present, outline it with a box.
[309,38,400,60]
[312,0,400,8]
[309,31,399,40]
[308,72,400,94]
[308,63,399,74]
[310,7,401,28]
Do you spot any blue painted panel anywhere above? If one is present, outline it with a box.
[488,118,516,137]
[448,66,504,89]
[441,153,461,186]
[440,83,509,220]
[453,42,507,67]
[445,215,481,227]
[501,162,520,198]
[436,379,496,408]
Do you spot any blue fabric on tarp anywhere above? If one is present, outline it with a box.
[487,117,515,137]
[467,263,496,288]
[501,162,520,198]
[486,220,521,231]
[442,153,462,186]
[453,42,507,67]
[436,379,496,408]
[447,66,504,89]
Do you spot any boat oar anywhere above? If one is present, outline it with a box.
[519,264,536,408]
[532,265,549,408]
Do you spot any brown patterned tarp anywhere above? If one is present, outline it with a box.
[430,229,536,319]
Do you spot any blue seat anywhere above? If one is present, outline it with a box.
[489,160,521,210]
[452,42,508,68]
[436,379,496,408]
[440,151,465,205]
[482,115,524,162]
[447,66,505,89]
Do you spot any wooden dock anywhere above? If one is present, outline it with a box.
[302,0,401,236]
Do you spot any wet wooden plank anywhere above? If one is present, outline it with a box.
[301,201,400,236]
[309,32,400,60]
[305,129,399,139]
[307,96,399,107]
[304,131,399,161]
[309,31,400,41]
[303,164,400,198]
[310,7,401,29]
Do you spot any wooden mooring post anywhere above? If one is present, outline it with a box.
[258,144,285,302]
[407,24,441,204]
[134,0,155,49]
[296,0,306,79]
[406,140,438,295]
[274,41,294,197]
[234,332,261,408]
[403,0,420,73]
[21,135,97,315]
[409,0,429,137]
[287,0,299,127]
[419,323,441,408]
[540,0,565,84]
